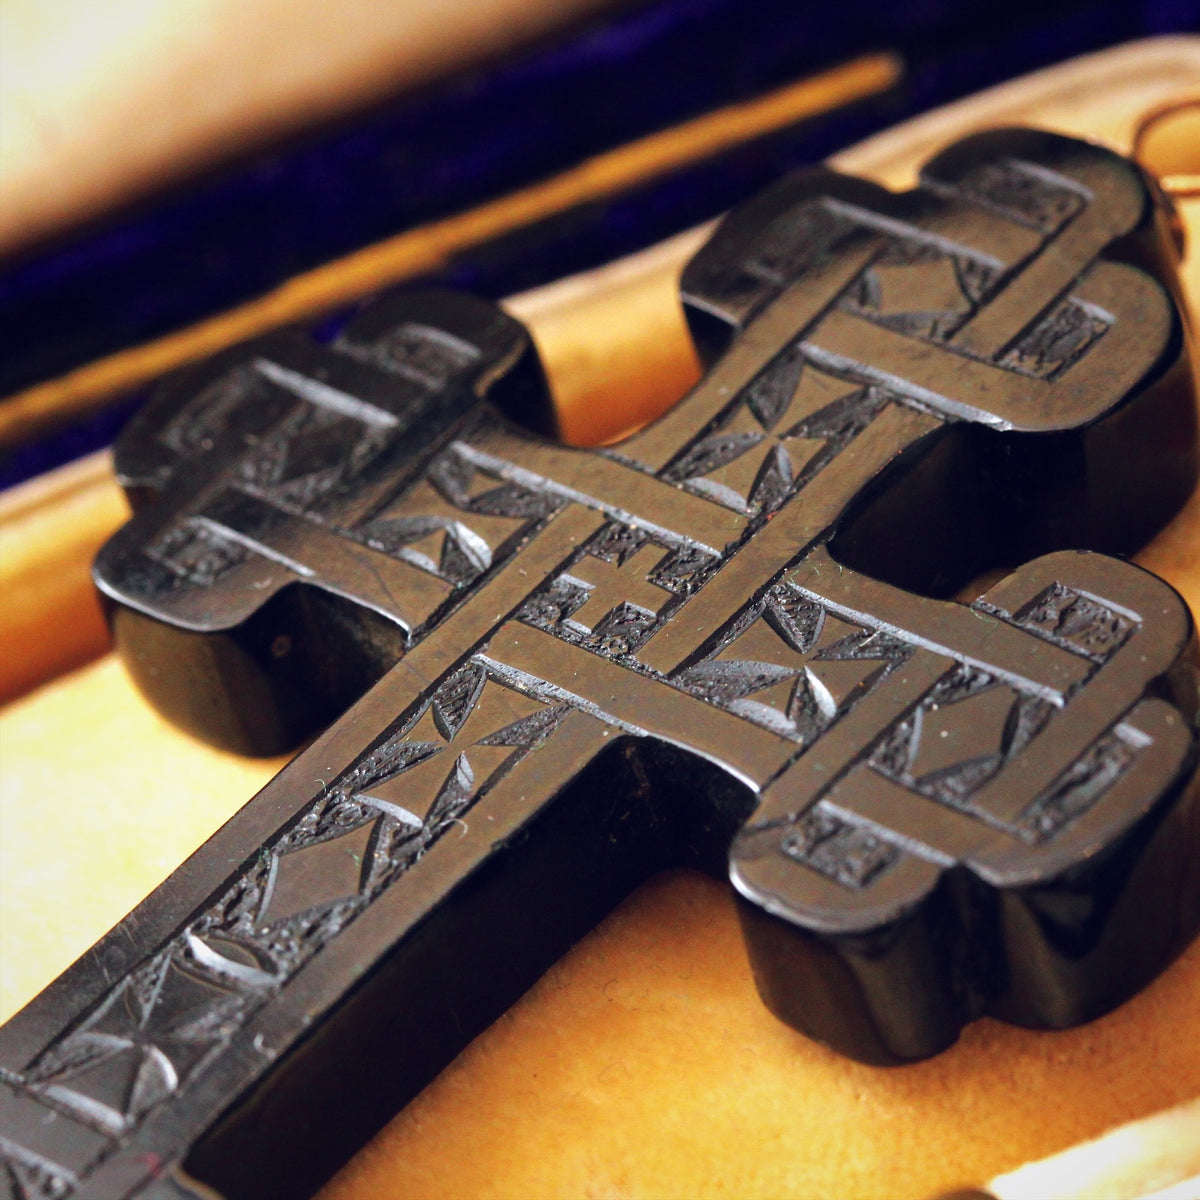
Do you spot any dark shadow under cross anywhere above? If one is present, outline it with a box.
[2,129,1199,1200]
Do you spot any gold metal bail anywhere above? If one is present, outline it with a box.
[1133,93,1200,198]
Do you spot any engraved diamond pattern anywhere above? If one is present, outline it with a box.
[663,354,868,514]
[679,583,912,740]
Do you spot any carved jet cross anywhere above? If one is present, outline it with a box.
[2,130,1198,1200]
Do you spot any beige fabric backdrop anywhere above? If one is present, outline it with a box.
[0,0,618,254]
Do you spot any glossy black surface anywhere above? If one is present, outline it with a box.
[2,130,1198,1199]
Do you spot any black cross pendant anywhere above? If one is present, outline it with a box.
[2,128,1198,1200]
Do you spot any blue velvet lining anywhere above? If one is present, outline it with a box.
[1,0,1196,487]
